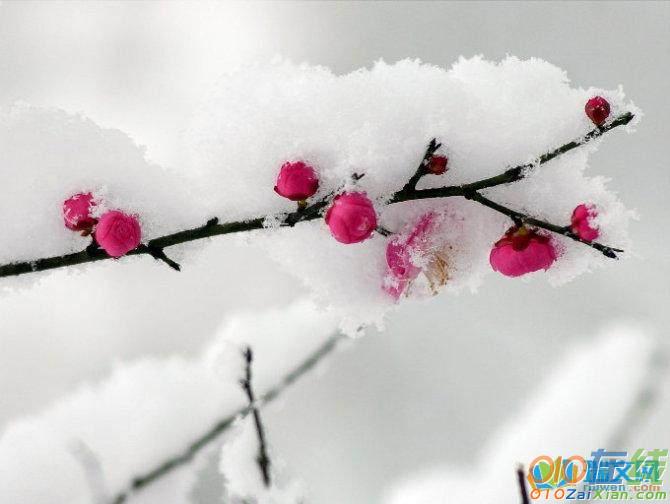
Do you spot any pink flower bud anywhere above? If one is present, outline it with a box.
[427,155,448,175]
[489,226,557,277]
[325,192,377,244]
[585,96,610,126]
[274,161,319,201]
[95,210,142,258]
[63,192,97,232]
[571,204,599,242]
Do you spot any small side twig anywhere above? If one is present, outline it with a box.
[398,138,441,194]
[517,465,530,504]
[463,190,624,259]
[142,245,181,271]
[240,347,272,488]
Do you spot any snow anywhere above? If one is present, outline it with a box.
[0,104,208,264]
[384,324,656,504]
[0,56,639,332]
[219,417,306,504]
[0,299,340,504]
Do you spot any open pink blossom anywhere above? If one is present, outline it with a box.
[274,161,319,201]
[63,192,97,232]
[386,212,437,280]
[571,204,599,242]
[489,226,557,277]
[95,210,142,258]
[325,192,377,244]
[384,212,439,299]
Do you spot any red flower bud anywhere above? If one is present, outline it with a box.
[585,96,611,126]
[95,211,142,258]
[274,161,319,201]
[325,192,377,244]
[489,226,557,277]
[571,204,599,242]
[427,155,448,175]
[63,192,97,232]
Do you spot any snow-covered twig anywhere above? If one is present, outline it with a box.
[0,112,632,279]
[240,346,272,488]
[110,332,345,504]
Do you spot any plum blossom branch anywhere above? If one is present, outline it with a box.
[0,112,633,279]
[240,346,272,487]
[461,190,623,258]
[399,137,442,193]
[110,332,345,504]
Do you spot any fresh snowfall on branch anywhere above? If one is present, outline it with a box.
[0,54,644,504]
[0,56,638,333]
[0,300,339,504]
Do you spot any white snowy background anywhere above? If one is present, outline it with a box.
[0,2,669,504]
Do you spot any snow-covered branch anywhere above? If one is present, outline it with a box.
[0,111,632,279]
[110,332,344,504]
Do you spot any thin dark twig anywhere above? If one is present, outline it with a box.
[142,245,181,271]
[390,112,635,202]
[398,138,441,194]
[517,465,530,504]
[376,226,392,237]
[462,190,623,258]
[240,347,272,487]
[0,113,633,279]
[455,112,634,193]
[109,333,345,504]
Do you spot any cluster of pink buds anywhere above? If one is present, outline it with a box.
[274,161,378,244]
[59,95,612,286]
[62,193,141,258]
[273,95,611,300]
[488,202,600,278]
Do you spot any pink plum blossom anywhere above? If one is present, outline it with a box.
[489,226,557,277]
[63,192,97,232]
[384,212,439,299]
[571,204,600,242]
[274,161,319,201]
[386,212,437,280]
[325,192,377,244]
[95,210,142,258]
